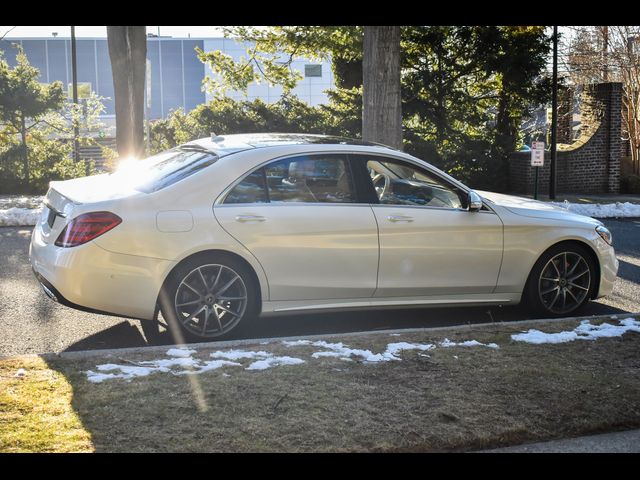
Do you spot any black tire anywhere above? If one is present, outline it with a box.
[525,243,596,318]
[158,253,260,343]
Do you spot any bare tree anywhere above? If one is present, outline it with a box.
[107,26,147,159]
[564,26,640,173]
[362,26,402,149]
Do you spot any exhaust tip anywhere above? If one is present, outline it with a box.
[40,282,59,302]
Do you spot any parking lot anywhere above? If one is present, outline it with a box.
[1,218,638,356]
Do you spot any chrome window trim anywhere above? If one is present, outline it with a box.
[353,152,497,215]
[216,151,359,206]
[213,148,496,215]
[371,203,496,214]
[215,202,380,208]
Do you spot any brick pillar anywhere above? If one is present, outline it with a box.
[557,86,573,144]
[606,82,622,193]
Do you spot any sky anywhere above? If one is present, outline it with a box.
[0,26,226,38]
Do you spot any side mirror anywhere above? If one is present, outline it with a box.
[468,191,483,212]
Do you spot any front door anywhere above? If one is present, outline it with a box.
[361,155,504,297]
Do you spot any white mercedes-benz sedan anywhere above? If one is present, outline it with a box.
[30,133,619,341]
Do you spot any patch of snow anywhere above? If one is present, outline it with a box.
[285,339,435,363]
[439,338,500,349]
[87,363,157,382]
[310,343,394,363]
[550,201,640,218]
[86,371,120,383]
[173,360,242,375]
[143,357,200,369]
[166,348,197,357]
[511,318,640,345]
[0,207,43,226]
[246,356,306,370]
[282,340,313,346]
[209,350,272,361]
[386,342,435,356]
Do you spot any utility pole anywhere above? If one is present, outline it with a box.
[549,26,558,200]
[71,26,80,164]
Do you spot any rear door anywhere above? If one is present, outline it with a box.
[214,153,379,301]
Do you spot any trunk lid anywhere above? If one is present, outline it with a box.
[40,174,140,245]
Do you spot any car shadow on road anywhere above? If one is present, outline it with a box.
[617,258,640,284]
[61,302,634,352]
[63,321,148,352]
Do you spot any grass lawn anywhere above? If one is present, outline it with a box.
[1,315,640,452]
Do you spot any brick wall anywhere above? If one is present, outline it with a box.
[510,82,622,195]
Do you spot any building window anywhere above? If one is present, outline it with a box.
[304,64,322,78]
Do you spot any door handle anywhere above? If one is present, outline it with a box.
[387,215,414,222]
[235,215,266,222]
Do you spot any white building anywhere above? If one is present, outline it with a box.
[0,36,335,120]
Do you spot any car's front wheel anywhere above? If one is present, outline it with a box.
[157,254,259,342]
[525,243,596,317]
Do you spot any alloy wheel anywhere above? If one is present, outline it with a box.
[538,251,591,315]
[174,264,248,338]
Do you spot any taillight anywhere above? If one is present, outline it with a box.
[55,211,122,248]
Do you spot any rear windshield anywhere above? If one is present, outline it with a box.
[111,147,218,193]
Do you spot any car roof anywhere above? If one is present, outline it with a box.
[185,133,396,156]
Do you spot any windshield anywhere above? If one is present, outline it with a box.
[111,147,218,193]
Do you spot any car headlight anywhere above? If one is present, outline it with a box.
[596,225,613,246]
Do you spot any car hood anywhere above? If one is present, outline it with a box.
[476,190,602,226]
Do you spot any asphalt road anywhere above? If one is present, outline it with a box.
[1,219,638,356]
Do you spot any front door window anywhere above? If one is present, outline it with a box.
[366,158,465,209]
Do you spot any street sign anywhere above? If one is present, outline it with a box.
[531,141,545,167]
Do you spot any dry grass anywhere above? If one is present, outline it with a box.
[2,316,640,452]
[0,356,93,452]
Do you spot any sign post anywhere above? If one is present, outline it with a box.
[531,141,545,200]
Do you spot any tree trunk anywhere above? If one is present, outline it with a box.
[362,26,402,150]
[107,26,147,159]
[20,114,29,185]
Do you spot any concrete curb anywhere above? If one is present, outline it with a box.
[11,311,635,362]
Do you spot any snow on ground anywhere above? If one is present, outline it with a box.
[0,207,43,227]
[86,348,305,383]
[209,350,273,361]
[284,339,435,363]
[550,201,640,218]
[439,338,500,349]
[246,356,306,370]
[0,195,44,227]
[166,348,197,357]
[86,317,639,383]
[511,317,640,345]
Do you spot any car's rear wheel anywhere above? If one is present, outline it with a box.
[525,243,595,317]
[157,254,259,342]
